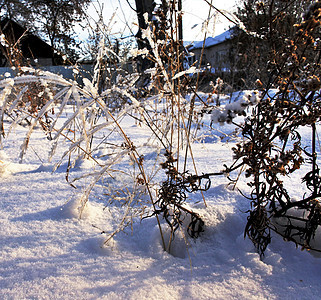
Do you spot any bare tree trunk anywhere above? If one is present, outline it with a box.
[134,0,185,76]
[134,0,155,71]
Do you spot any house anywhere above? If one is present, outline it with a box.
[188,27,239,73]
[0,18,62,67]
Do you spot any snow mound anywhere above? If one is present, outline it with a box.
[34,163,55,173]
[76,237,113,256]
[59,198,94,219]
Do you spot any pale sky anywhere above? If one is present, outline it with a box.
[82,0,238,43]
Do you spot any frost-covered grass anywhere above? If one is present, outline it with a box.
[1,96,321,299]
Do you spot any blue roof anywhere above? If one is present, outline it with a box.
[189,28,233,50]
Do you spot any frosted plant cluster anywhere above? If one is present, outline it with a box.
[211,90,260,124]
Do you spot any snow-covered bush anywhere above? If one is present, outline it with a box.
[211,90,259,124]
[0,2,218,255]
[0,5,182,267]
[220,2,321,256]
[2,0,321,261]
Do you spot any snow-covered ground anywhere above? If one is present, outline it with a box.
[1,98,321,300]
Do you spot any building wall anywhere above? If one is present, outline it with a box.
[190,40,233,71]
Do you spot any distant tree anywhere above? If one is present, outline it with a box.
[0,0,33,25]
[0,0,91,63]
[31,0,91,63]
[234,0,313,87]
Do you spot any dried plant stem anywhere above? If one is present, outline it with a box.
[95,98,166,250]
